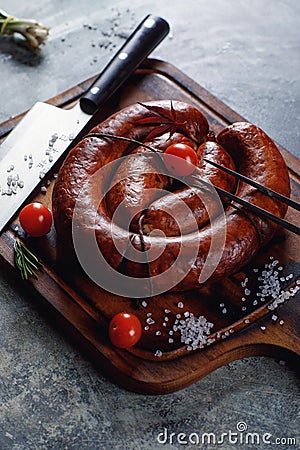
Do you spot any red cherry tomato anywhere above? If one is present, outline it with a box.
[163,143,198,177]
[19,202,52,237]
[109,312,142,349]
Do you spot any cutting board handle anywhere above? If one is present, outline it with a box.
[79,14,170,115]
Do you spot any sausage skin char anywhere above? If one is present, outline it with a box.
[141,140,237,236]
[106,132,197,233]
[52,100,290,293]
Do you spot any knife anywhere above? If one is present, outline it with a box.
[0,14,170,233]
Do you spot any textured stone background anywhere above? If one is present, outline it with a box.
[0,1,299,449]
[0,0,299,157]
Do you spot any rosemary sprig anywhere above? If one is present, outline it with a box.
[0,8,49,50]
[14,240,43,280]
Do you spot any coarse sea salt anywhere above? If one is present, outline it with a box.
[267,284,300,311]
[248,256,293,301]
[146,317,155,325]
[172,313,214,351]
[243,257,299,310]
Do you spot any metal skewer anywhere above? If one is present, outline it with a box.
[191,175,300,236]
[203,158,300,212]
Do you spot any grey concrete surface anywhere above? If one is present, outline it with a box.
[0,1,299,449]
[0,0,299,157]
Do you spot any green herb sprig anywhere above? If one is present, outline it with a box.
[14,239,43,280]
[0,8,49,50]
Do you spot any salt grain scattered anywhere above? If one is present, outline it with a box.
[247,256,299,314]
[172,313,214,351]
[146,317,155,325]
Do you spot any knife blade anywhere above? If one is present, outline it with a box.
[0,14,170,234]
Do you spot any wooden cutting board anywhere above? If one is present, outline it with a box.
[0,59,299,394]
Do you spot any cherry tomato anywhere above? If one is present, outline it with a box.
[163,143,198,177]
[19,202,52,237]
[109,312,142,349]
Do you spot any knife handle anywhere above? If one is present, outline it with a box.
[79,14,170,115]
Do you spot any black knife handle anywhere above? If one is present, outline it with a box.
[79,14,170,115]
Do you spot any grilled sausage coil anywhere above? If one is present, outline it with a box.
[52,101,290,294]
